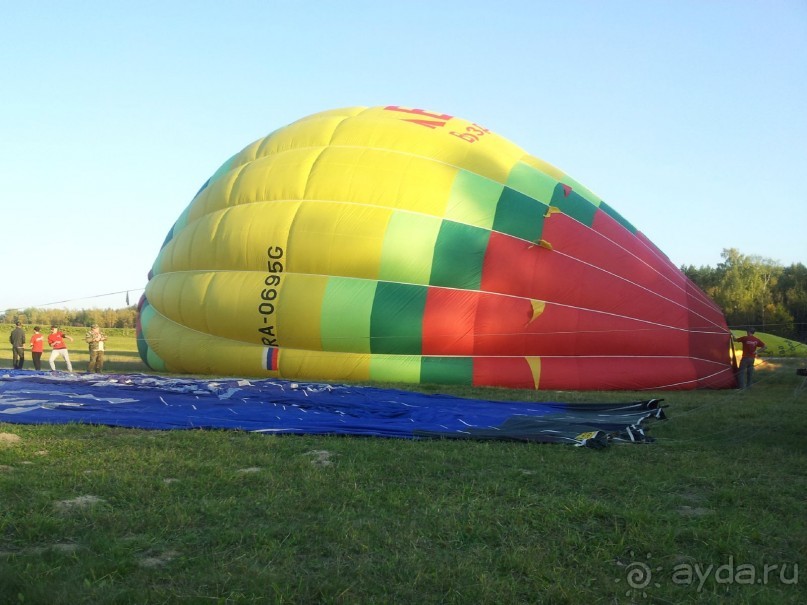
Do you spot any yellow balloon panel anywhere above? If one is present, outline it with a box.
[186,164,242,222]
[227,138,266,174]
[145,271,277,344]
[154,199,444,289]
[305,147,457,215]
[230,148,320,206]
[276,274,328,351]
[278,348,372,383]
[260,108,365,156]
[330,106,524,182]
[188,148,320,223]
[140,307,276,377]
[154,202,301,274]
[286,201,390,280]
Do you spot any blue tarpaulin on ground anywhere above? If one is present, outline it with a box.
[0,371,666,446]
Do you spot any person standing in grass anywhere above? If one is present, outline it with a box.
[85,324,108,373]
[29,326,45,370]
[9,321,26,369]
[48,325,74,372]
[735,327,766,389]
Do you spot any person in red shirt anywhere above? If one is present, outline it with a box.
[735,328,766,389]
[29,326,45,371]
[47,325,74,372]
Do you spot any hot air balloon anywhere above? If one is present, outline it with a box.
[137,106,735,390]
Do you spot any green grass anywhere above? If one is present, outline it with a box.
[1,325,806,603]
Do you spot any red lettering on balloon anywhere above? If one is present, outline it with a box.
[384,106,454,121]
[384,106,453,129]
[384,107,491,143]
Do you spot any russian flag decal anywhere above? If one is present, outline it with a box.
[264,347,279,371]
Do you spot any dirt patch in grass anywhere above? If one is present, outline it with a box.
[305,450,335,466]
[0,542,81,557]
[677,505,713,517]
[55,495,106,511]
[139,550,180,568]
[0,433,21,446]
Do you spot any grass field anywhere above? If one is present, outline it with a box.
[1,324,806,603]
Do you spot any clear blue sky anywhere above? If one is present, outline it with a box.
[2,0,805,311]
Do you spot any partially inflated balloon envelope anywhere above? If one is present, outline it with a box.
[138,106,735,390]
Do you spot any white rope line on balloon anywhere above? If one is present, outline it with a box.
[189,199,719,327]
[549,248,727,331]
[132,332,735,345]
[14,283,802,347]
[181,191,715,318]
[36,278,792,340]
[184,139,711,310]
[137,306,737,358]
[145,267,730,337]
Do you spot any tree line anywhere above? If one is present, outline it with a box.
[0,306,138,329]
[2,248,805,342]
[682,248,807,341]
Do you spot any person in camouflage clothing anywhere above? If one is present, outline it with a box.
[9,321,26,369]
[85,324,108,373]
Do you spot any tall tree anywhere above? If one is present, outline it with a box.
[712,248,781,330]
[777,263,807,340]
